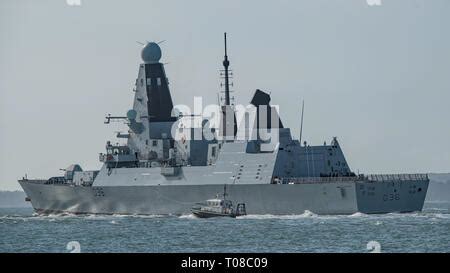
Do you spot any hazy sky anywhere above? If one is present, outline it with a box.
[1,0,449,190]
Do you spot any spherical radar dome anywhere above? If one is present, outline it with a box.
[141,42,162,63]
[127,109,137,120]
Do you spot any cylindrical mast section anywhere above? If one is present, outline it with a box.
[223,32,230,106]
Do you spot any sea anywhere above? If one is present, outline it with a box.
[0,202,449,253]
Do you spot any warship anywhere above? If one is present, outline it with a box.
[19,34,429,215]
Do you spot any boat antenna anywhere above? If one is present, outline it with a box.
[222,32,231,106]
[223,184,228,199]
[299,99,305,144]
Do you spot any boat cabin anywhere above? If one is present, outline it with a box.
[206,199,232,208]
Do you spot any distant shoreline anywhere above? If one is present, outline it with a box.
[0,191,31,208]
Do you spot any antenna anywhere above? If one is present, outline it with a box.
[223,184,228,199]
[224,33,228,56]
[222,32,231,106]
[299,99,305,145]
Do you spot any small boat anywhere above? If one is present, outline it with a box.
[191,185,247,218]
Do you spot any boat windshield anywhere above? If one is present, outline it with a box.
[206,199,222,207]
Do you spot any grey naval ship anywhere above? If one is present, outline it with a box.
[19,34,429,215]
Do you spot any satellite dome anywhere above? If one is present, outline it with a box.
[141,42,162,63]
[127,109,137,120]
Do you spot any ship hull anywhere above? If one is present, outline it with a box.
[19,179,428,215]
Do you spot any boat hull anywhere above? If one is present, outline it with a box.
[19,178,428,215]
[191,209,236,218]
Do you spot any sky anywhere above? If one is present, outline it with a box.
[1,0,449,190]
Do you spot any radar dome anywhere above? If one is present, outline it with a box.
[141,42,162,63]
[127,109,137,120]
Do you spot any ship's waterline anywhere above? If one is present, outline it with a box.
[20,176,428,215]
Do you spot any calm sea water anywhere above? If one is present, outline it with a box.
[0,202,449,253]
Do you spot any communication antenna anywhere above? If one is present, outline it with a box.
[137,40,165,46]
[220,32,232,106]
[299,99,305,144]
[223,184,228,199]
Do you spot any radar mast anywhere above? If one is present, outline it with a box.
[223,32,231,106]
[219,32,237,140]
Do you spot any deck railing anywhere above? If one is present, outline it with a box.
[281,173,428,184]
[365,173,428,182]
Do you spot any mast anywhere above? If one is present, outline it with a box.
[299,99,305,144]
[219,32,237,140]
[223,32,231,106]
[223,184,228,199]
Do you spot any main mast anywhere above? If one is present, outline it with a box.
[223,32,231,106]
[219,32,237,140]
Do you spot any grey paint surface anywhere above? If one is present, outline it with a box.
[19,178,428,215]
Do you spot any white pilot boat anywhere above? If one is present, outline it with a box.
[191,186,246,218]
